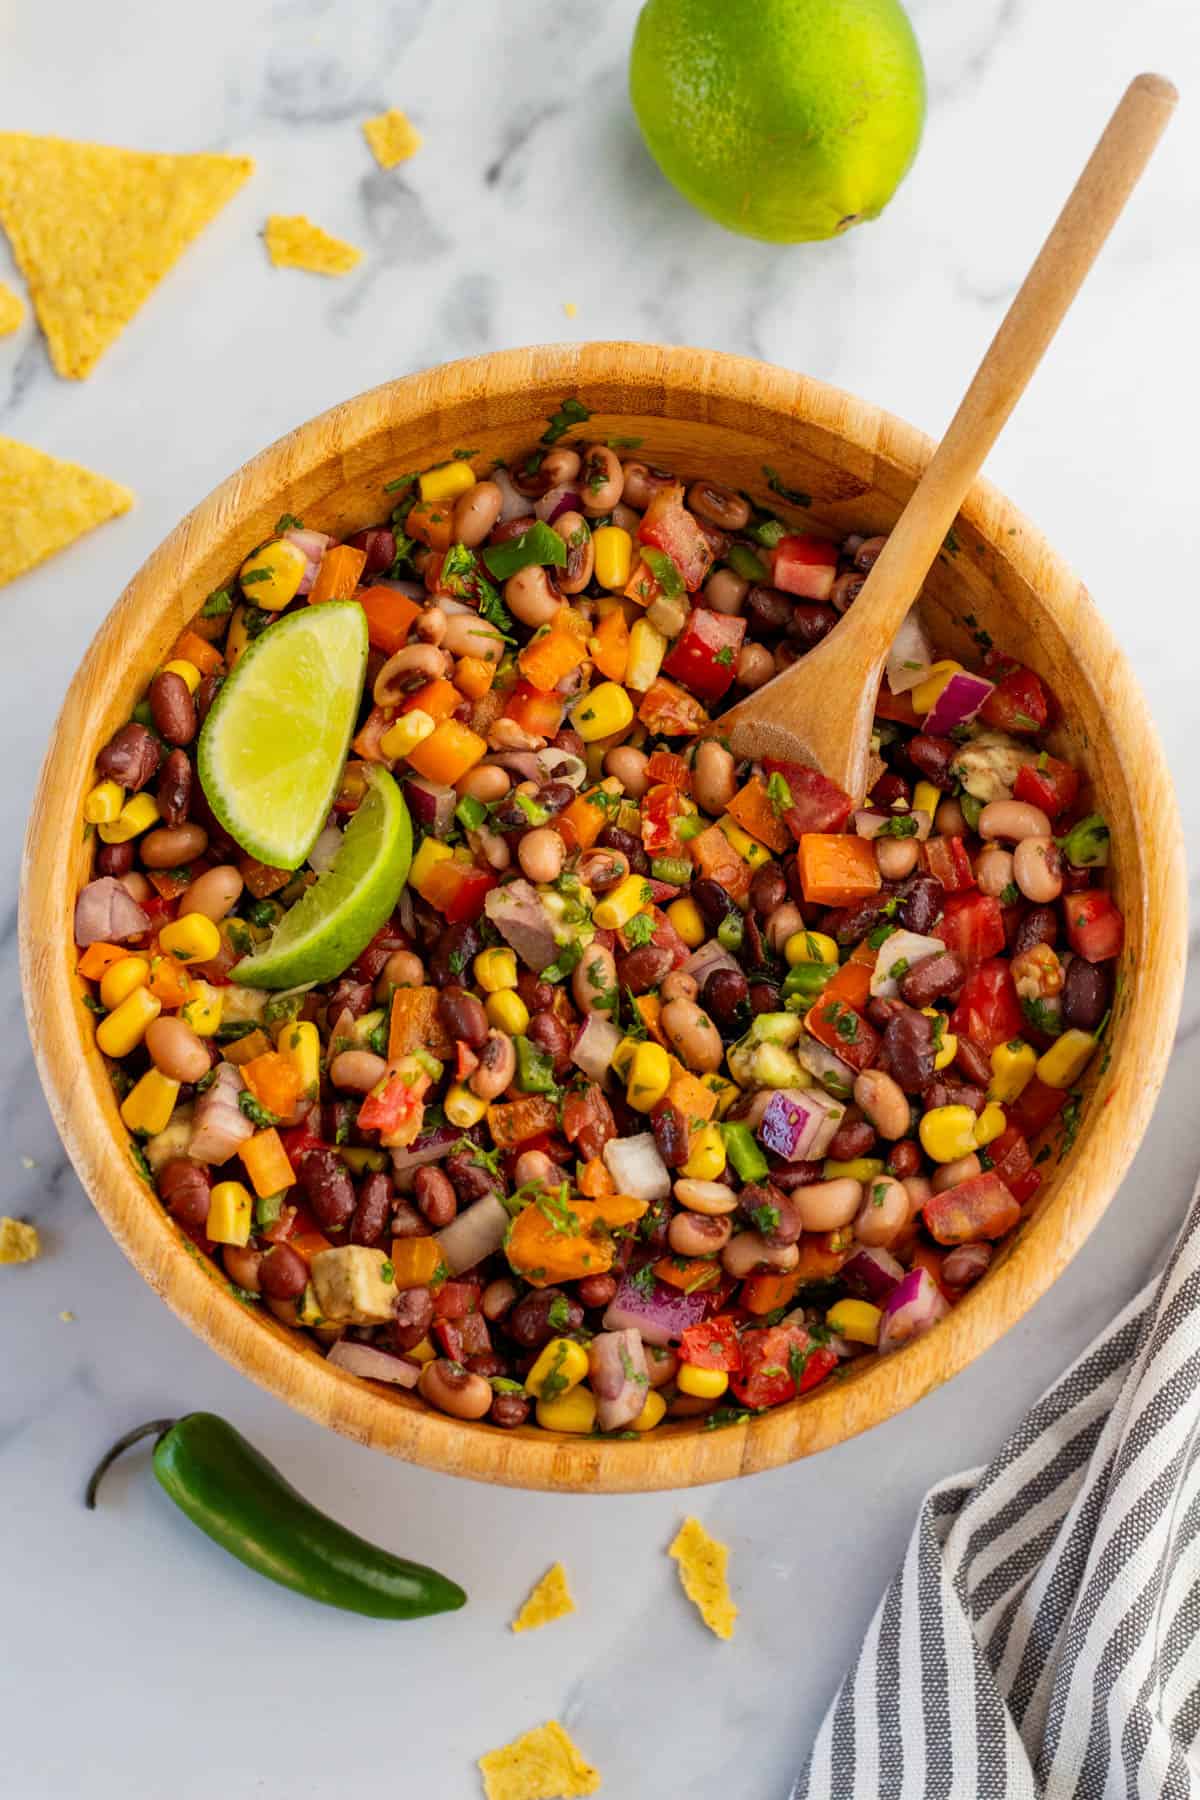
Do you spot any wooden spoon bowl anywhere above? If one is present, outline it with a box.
[21,343,1186,1492]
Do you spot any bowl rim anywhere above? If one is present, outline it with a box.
[20,341,1188,1492]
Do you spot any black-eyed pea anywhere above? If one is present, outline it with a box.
[1013,836,1064,903]
[418,1359,493,1420]
[453,479,503,548]
[667,1211,733,1257]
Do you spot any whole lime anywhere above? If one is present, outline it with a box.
[629,0,926,243]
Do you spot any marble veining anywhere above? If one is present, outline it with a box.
[1,0,1197,1794]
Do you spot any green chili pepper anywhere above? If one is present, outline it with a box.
[725,543,768,582]
[676,814,705,842]
[1056,812,1110,868]
[513,1034,559,1095]
[480,520,568,581]
[85,1414,467,1620]
[783,961,838,1001]
[749,516,786,549]
[716,913,745,953]
[651,855,692,886]
[720,1120,769,1183]
[455,793,487,832]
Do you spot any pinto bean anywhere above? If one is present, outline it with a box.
[296,1147,356,1229]
[180,864,243,922]
[517,826,565,885]
[794,1178,862,1232]
[350,1172,392,1247]
[413,1165,457,1229]
[978,800,1052,842]
[932,1153,982,1194]
[145,1016,210,1084]
[721,1232,799,1278]
[329,1050,388,1092]
[660,970,698,1004]
[419,1359,493,1420]
[674,1178,739,1216]
[259,1241,308,1300]
[853,1069,910,1140]
[661,998,724,1073]
[96,721,161,791]
[899,950,964,1008]
[156,749,193,827]
[469,1030,517,1101]
[602,745,649,799]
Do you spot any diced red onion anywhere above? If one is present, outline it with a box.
[886,607,934,694]
[589,1328,651,1431]
[942,1242,992,1288]
[602,1133,671,1202]
[870,929,946,999]
[644,879,681,903]
[842,1245,905,1303]
[854,809,931,842]
[326,1341,420,1387]
[74,876,149,946]
[307,824,343,874]
[572,1012,622,1083]
[794,1039,856,1101]
[492,466,528,523]
[924,670,995,737]
[877,1266,950,1354]
[757,1087,845,1161]
[390,1122,469,1177]
[435,1194,509,1275]
[602,1273,710,1346]
[684,939,742,985]
[534,486,582,525]
[284,527,334,597]
[403,776,457,837]
[189,1063,254,1165]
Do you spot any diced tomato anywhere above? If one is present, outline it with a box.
[504,680,565,739]
[640,784,687,856]
[560,1085,617,1161]
[768,533,838,601]
[987,1127,1041,1208]
[1013,755,1080,818]
[805,996,880,1072]
[761,759,853,837]
[1005,1076,1067,1141]
[636,677,709,736]
[935,891,1005,965]
[433,1278,481,1319]
[874,685,921,727]
[277,1117,324,1164]
[645,749,691,792]
[950,958,1023,1053]
[1064,888,1124,963]
[661,607,746,705]
[688,822,752,904]
[678,1316,743,1372]
[924,1171,1020,1245]
[357,1071,424,1137]
[980,662,1049,735]
[924,835,975,893]
[637,485,715,592]
[730,1324,838,1408]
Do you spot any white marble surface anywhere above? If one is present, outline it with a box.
[2,2,1199,1795]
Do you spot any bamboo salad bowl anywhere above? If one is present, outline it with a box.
[20,344,1187,1492]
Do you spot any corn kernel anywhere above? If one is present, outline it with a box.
[682,1122,726,1181]
[911,661,964,716]
[611,1036,640,1080]
[677,1363,729,1399]
[409,835,453,899]
[159,912,222,964]
[120,1068,181,1137]
[96,987,161,1058]
[444,1082,488,1128]
[974,1102,1007,1147]
[380,709,436,760]
[1037,1029,1098,1090]
[626,1041,672,1112]
[592,525,634,591]
[226,606,252,667]
[624,618,667,691]
[408,1335,437,1365]
[570,681,635,744]
[703,1073,740,1117]
[161,658,202,693]
[485,990,529,1035]
[99,954,150,1011]
[919,1104,979,1164]
[826,1298,882,1346]
[785,929,839,967]
[97,791,160,843]
[525,1337,590,1400]
[823,1157,885,1183]
[912,781,942,821]
[177,981,222,1037]
[666,897,705,948]
[718,814,771,868]
[207,1180,254,1247]
[239,537,309,610]
[474,947,518,993]
[296,1283,326,1326]
[83,779,124,824]
[631,1389,667,1432]
[593,872,651,930]
[921,1007,958,1070]
[276,1018,320,1095]
[418,459,477,504]
[988,1042,1035,1108]
[536,1386,597,1434]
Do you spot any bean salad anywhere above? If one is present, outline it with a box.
[73,410,1124,1435]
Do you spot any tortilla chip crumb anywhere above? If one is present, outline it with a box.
[562,301,578,319]
[0,435,133,588]
[511,1562,575,1633]
[264,214,362,277]
[0,1218,40,1265]
[668,1517,737,1640]
[0,134,253,379]
[478,1721,599,1800]
[0,280,23,335]
[59,1310,76,1323]
[362,108,423,170]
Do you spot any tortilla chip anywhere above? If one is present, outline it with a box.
[511,1562,575,1634]
[0,436,132,588]
[478,1721,600,1800]
[0,280,23,335]
[668,1517,737,1640]
[362,108,423,170]
[0,134,253,380]
[0,1218,40,1264]
[264,215,362,276]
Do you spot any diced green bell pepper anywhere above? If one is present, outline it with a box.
[513,1035,559,1095]
[720,1121,769,1184]
[480,520,568,581]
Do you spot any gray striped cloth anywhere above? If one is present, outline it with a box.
[795,1182,1200,1799]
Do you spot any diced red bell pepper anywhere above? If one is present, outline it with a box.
[805,997,880,1072]
[418,860,497,924]
[1064,888,1124,963]
[636,677,710,736]
[357,1071,424,1137]
[504,679,565,739]
[278,1114,324,1164]
[768,533,839,601]
[980,662,1049,735]
[924,1171,1021,1245]
[640,783,688,856]
[729,1324,837,1408]
[935,891,1006,965]
[761,759,853,837]
[637,484,715,592]
[987,1127,1042,1208]
[924,835,976,893]
[678,1315,743,1372]
[1014,755,1080,818]
[645,749,692,792]
[1005,1076,1068,1141]
[950,958,1023,1053]
[661,607,746,706]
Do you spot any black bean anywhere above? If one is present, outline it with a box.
[350,1171,392,1247]
[427,922,482,989]
[691,878,736,928]
[1012,906,1059,956]
[296,1147,356,1229]
[1061,957,1111,1033]
[701,967,749,1031]
[748,980,782,1015]
[786,603,837,649]
[744,584,792,635]
[96,721,161,792]
[749,862,788,916]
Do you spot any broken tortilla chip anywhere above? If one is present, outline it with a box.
[264,215,362,277]
[0,436,132,588]
[511,1562,575,1634]
[0,1218,40,1264]
[0,280,23,335]
[362,108,423,169]
[478,1721,600,1800]
[0,134,253,380]
[668,1517,737,1640]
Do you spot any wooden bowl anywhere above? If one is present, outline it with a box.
[21,344,1187,1492]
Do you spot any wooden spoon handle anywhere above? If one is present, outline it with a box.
[844,72,1178,645]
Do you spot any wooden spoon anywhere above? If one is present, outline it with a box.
[717,72,1177,800]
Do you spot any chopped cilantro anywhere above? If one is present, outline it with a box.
[607,435,643,449]
[541,398,591,445]
[547,1295,572,1331]
[998,882,1021,906]
[876,813,919,838]
[763,466,811,507]
[749,1201,780,1234]
[535,1183,581,1235]
[641,546,685,599]
[383,471,417,494]
[1059,1092,1084,1156]
[540,939,584,984]
[714,644,734,667]
[240,567,274,586]
[766,770,793,816]
[624,913,656,948]
[1021,995,1062,1038]
[275,512,304,532]
[238,1091,279,1129]
[447,946,468,976]
[129,1143,153,1185]
[379,1259,395,1283]
[200,586,233,618]
[630,1262,658,1296]
[452,447,479,460]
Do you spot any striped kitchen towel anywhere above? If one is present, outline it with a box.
[795,1180,1200,1799]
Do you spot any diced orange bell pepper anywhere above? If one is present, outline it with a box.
[590,606,629,682]
[740,1269,807,1315]
[848,937,878,968]
[518,627,587,693]
[390,1237,446,1290]
[486,1095,559,1150]
[636,677,709,736]
[238,1127,296,1199]
[308,543,366,605]
[238,855,292,899]
[559,779,621,852]
[797,834,882,907]
[388,986,455,1061]
[146,952,193,1010]
[170,629,223,676]
[591,1192,648,1229]
[645,749,692,792]
[725,775,793,853]
[148,866,196,902]
[352,704,394,763]
[635,993,667,1045]
[358,585,421,655]
[77,942,130,980]
[791,1233,852,1282]
[506,1197,616,1285]
[822,960,872,1011]
[688,823,752,904]
[666,1062,718,1123]
[406,719,486,785]
[240,1052,303,1121]
[653,1256,722,1293]
[454,656,494,701]
[504,680,565,739]
[225,1028,272,1066]
[401,677,459,721]
[577,1157,616,1198]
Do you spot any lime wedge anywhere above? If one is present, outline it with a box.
[198,601,368,870]
[232,767,412,989]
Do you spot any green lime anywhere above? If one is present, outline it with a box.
[629,0,925,243]
[198,601,368,871]
[232,767,412,990]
